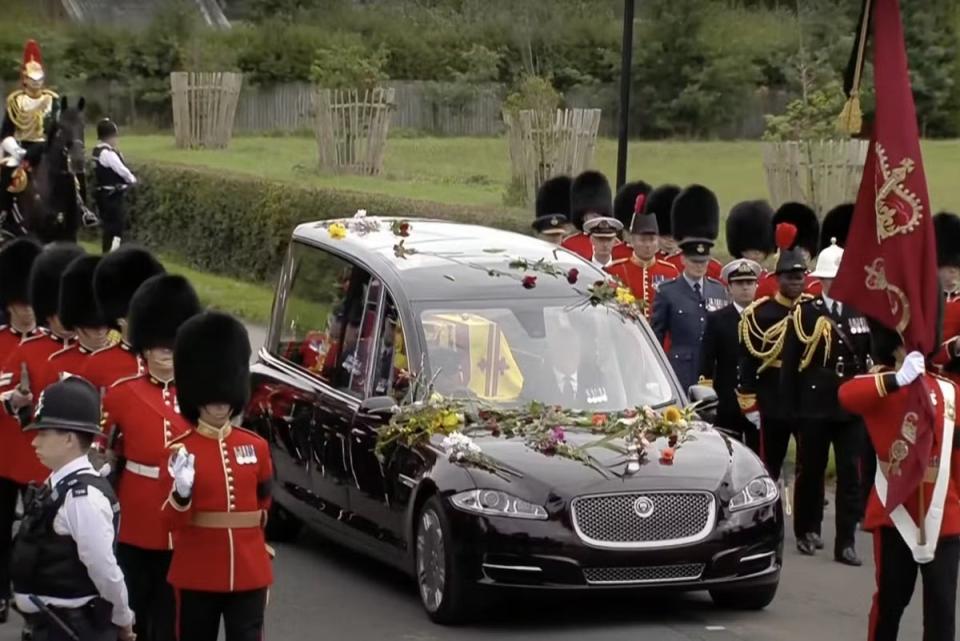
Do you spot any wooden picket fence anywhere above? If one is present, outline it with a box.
[762,139,868,215]
[170,71,242,149]
[504,108,602,206]
[314,88,396,175]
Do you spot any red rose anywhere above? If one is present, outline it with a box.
[522,275,538,289]
[591,413,607,426]
[399,222,411,237]
[659,447,675,464]
[566,268,579,284]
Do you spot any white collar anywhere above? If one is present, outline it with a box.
[555,370,577,388]
[50,455,93,486]
[733,302,745,315]
[822,294,841,313]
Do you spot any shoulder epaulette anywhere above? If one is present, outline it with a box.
[109,372,145,389]
[608,258,629,267]
[167,431,193,449]
[89,343,117,357]
[21,329,51,345]
[705,276,724,285]
[48,343,76,361]
[798,293,815,303]
[657,259,679,270]
[742,297,769,317]
[235,425,266,441]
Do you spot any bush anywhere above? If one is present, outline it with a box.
[126,162,528,283]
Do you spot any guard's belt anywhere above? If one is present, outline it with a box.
[191,510,265,529]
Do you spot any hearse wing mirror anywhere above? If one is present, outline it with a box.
[687,385,718,425]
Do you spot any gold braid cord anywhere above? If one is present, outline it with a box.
[740,299,789,374]
[6,90,57,142]
[791,304,832,371]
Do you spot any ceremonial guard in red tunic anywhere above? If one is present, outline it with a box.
[605,183,679,320]
[0,237,41,622]
[164,312,273,641]
[531,175,571,245]
[647,184,681,262]
[560,171,630,261]
[82,246,165,392]
[104,274,200,641]
[725,200,774,272]
[820,203,854,251]
[840,324,960,641]
[755,203,822,300]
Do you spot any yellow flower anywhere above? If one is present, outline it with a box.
[441,411,461,429]
[615,287,636,306]
[663,406,684,423]
[328,222,348,239]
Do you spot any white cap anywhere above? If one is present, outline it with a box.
[810,239,844,279]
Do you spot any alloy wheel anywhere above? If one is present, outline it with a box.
[416,508,446,613]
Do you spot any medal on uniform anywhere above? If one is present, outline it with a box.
[235,444,257,465]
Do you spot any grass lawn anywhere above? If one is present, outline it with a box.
[118,134,960,219]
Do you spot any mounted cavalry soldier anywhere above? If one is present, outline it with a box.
[1,40,58,236]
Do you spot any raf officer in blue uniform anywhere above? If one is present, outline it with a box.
[651,185,728,392]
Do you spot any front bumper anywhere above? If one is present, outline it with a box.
[445,497,783,592]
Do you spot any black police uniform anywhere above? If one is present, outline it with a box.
[781,295,872,562]
[92,120,134,254]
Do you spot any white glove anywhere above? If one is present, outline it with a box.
[745,412,761,429]
[169,448,196,498]
[895,351,926,387]
[0,136,24,161]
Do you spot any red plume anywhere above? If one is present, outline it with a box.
[22,39,42,66]
[775,222,798,250]
[634,193,647,215]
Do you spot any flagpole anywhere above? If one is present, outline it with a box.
[615,0,635,190]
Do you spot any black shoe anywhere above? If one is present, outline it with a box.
[0,598,7,624]
[796,536,816,556]
[809,532,825,550]
[21,622,32,641]
[835,546,863,567]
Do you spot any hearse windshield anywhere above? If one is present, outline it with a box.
[416,298,675,412]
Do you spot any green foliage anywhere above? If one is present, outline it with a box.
[502,75,562,116]
[902,0,960,137]
[762,82,847,142]
[126,162,530,283]
[310,34,388,89]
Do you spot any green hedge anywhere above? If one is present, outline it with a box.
[126,162,528,283]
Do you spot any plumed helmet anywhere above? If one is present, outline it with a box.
[643,185,681,237]
[613,180,652,229]
[934,211,960,269]
[820,203,855,251]
[535,175,572,220]
[175,312,251,424]
[128,275,202,354]
[671,185,719,256]
[569,171,613,230]
[93,245,165,329]
[29,243,85,323]
[726,200,774,258]
[774,223,808,274]
[59,255,107,331]
[21,40,44,84]
[0,237,42,308]
[772,202,819,256]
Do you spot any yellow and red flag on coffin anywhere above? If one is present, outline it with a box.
[424,313,524,401]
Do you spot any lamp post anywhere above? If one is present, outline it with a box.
[615,0,636,191]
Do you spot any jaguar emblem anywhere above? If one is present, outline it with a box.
[633,496,655,518]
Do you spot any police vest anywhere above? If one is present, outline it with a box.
[92,144,126,193]
[11,470,120,599]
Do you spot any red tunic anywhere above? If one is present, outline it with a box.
[605,255,680,320]
[661,252,724,282]
[943,293,960,345]
[104,373,190,550]
[838,371,960,537]
[0,331,71,484]
[560,233,631,262]
[163,423,273,592]
[754,272,822,300]
[80,342,140,392]
[35,343,98,394]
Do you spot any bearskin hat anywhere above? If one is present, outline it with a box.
[59,255,106,331]
[820,203,855,251]
[613,180,652,229]
[29,243,85,323]
[726,200,774,258]
[128,275,202,354]
[535,175,572,220]
[643,185,681,237]
[671,185,720,243]
[934,211,960,268]
[175,312,251,423]
[93,246,165,328]
[772,202,819,256]
[0,237,42,308]
[569,171,613,230]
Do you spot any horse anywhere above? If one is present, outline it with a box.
[7,96,87,244]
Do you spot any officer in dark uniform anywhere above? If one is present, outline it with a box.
[782,239,872,564]
[92,119,137,254]
[756,203,822,299]
[738,222,810,481]
[531,175,571,245]
[11,377,135,641]
[699,258,762,452]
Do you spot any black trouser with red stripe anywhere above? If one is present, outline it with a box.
[175,588,267,641]
[869,528,959,641]
[0,478,24,598]
[794,416,863,550]
[117,545,174,641]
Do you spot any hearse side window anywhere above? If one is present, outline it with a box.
[372,297,410,402]
[332,275,382,397]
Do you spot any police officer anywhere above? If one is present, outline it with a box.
[92,119,137,254]
[782,239,871,564]
[11,376,135,641]
[651,185,728,392]
[531,175,571,245]
[582,217,623,269]
[81,247,165,392]
[605,189,679,320]
[699,258,762,452]
[163,312,272,641]
[738,223,810,481]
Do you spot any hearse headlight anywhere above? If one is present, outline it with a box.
[450,489,548,520]
[729,476,779,512]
